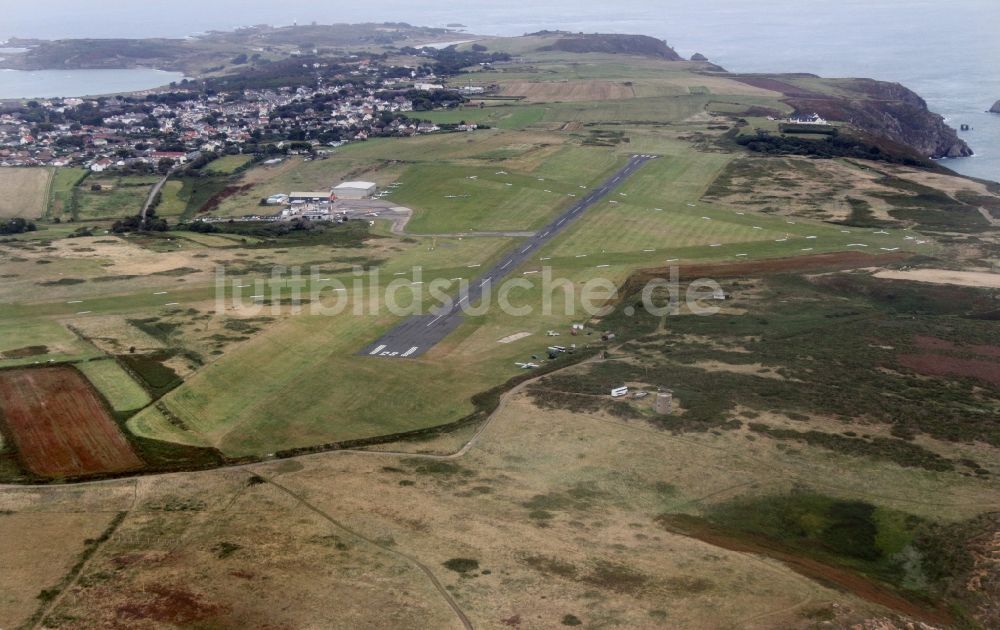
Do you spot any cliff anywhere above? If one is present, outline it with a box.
[990,100,1000,114]
[733,76,973,159]
[539,34,682,60]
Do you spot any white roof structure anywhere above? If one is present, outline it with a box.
[334,181,377,191]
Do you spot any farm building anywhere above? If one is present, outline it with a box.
[333,181,377,199]
[289,191,334,202]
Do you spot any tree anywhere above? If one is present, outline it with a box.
[157,157,175,174]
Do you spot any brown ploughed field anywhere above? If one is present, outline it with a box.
[0,366,144,478]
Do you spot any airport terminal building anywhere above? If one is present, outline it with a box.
[333,181,377,199]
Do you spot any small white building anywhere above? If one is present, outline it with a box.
[333,181,377,200]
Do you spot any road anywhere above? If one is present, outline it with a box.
[359,154,657,359]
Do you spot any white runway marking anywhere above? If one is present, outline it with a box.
[401,346,419,357]
[369,344,386,355]
[75,311,91,315]
[164,302,179,306]
[153,291,168,295]
[66,300,83,304]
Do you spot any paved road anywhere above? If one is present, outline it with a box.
[359,154,657,359]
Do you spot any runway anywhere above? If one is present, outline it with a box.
[358,154,657,359]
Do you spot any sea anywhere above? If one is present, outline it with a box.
[1,0,997,182]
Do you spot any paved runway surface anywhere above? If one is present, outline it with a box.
[359,154,657,359]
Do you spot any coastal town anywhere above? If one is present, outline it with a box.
[0,52,491,170]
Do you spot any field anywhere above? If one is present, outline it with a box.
[126,309,517,457]
[6,365,999,628]
[76,358,152,412]
[0,168,51,218]
[155,174,231,220]
[0,366,144,477]
[73,174,158,220]
[46,167,88,219]
[204,154,253,174]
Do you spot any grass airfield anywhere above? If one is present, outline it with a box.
[2,36,1000,628]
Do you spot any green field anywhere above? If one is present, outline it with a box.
[77,358,152,412]
[204,154,253,174]
[46,167,88,219]
[391,155,620,234]
[416,105,546,129]
[127,309,516,456]
[156,175,231,219]
[74,174,158,220]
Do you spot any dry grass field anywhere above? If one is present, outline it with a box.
[6,384,995,628]
[0,168,51,218]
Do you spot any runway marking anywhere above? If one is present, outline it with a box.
[467,264,481,268]
[523,270,539,274]
[153,291,168,295]
[643,249,655,252]
[411,281,423,285]
[521,246,531,253]
[75,311,91,315]
[401,346,419,357]
[540,257,551,261]
[66,300,83,304]
[500,260,511,269]
[575,254,587,258]
[426,315,443,327]
[369,344,386,355]
[250,295,264,298]
[164,302,179,306]
[596,264,610,268]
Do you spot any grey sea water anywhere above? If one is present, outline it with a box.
[2,0,997,181]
